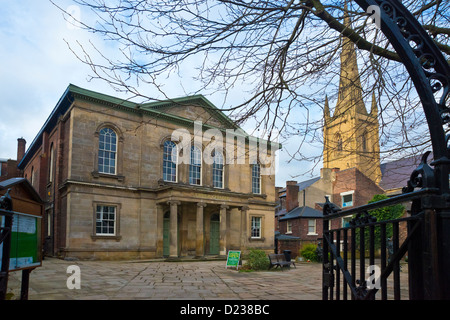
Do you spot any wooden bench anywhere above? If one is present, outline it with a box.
[268,253,296,270]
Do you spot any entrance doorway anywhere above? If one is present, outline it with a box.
[163,212,170,257]
[209,213,220,255]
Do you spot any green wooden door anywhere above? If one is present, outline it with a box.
[163,213,170,257]
[210,214,220,255]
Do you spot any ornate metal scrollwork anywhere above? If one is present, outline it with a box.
[402,151,435,193]
[355,279,368,299]
[0,189,12,211]
[362,0,450,125]
[349,210,377,227]
[323,196,342,216]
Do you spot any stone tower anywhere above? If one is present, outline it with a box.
[322,11,381,184]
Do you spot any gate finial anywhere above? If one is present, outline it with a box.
[0,189,12,211]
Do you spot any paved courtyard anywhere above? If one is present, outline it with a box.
[5,257,409,301]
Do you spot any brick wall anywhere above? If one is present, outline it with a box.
[333,167,384,208]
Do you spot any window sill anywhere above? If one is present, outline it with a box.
[91,171,125,182]
[248,237,265,241]
[307,233,318,236]
[91,235,122,241]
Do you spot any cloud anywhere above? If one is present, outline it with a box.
[0,0,125,159]
[0,0,318,187]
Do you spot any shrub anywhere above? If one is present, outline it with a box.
[355,194,405,251]
[243,248,270,271]
[300,243,319,262]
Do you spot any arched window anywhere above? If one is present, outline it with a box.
[189,146,202,185]
[30,166,34,186]
[48,143,54,183]
[336,133,343,152]
[362,131,367,152]
[251,163,261,194]
[163,140,177,182]
[212,151,224,188]
[98,128,117,174]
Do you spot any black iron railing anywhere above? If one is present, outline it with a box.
[322,188,436,300]
[320,0,450,300]
[0,190,14,300]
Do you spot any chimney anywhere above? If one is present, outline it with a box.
[285,180,299,212]
[17,138,26,163]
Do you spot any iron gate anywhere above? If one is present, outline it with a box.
[322,0,450,300]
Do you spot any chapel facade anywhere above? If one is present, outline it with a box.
[18,84,278,260]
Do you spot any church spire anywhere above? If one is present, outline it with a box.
[370,91,378,117]
[324,95,330,123]
[333,4,367,117]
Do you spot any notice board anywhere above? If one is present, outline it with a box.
[226,250,241,270]
[0,211,42,271]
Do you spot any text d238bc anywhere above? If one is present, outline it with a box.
[180,304,270,317]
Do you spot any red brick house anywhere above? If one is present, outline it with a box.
[275,167,384,258]
[0,138,26,182]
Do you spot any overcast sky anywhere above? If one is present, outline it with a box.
[0,0,321,187]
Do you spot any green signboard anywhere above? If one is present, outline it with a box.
[226,250,241,270]
[0,212,41,271]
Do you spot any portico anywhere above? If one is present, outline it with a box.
[156,195,250,258]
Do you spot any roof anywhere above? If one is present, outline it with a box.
[380,154,424,191]
[0,177,43,203]
[18,84,281,169]
[275,232,300,240]
[275,208,286,218]
[278,176,320,194]
[279,206,323,221]
[297,177,320,191]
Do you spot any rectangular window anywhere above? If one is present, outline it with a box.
[212,151,224,188]
[286,220,292,234]
[189,146,202,185]
[341,191,354,208]
[96,205,116,236]
[251,216,261,238]
[163,141,177,182]
[252,164,261,194]
[308,219,316,235]
[342,216,352,228]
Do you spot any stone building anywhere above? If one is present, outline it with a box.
[18,84,278,260]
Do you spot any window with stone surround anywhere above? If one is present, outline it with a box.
[98,127,117,175]
[251,216,262,238]
[189,145,202,185]
[163,140,177,182]
[251,163,261,194]
[93,123,124,181]
[95,205,116,236]
[212,150,224,188]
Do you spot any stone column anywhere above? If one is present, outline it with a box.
[240,206,249,250]
[156,204,164,257]
[167,201,180,258]
[196,202,206,257]
[220,205,229,256]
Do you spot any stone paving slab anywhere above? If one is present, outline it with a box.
[4,257,409,301]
